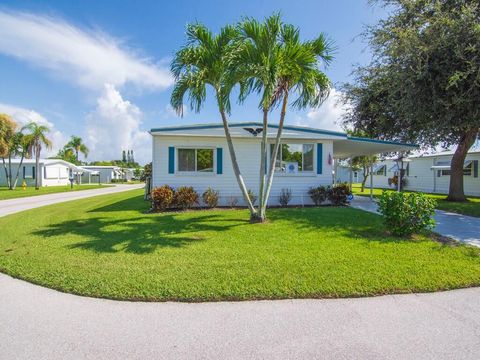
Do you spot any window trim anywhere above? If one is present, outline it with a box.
[176,147,215,175]
[269,142,316,175]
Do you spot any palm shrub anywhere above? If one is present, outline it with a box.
[174,186,199,209]
[378,191,436,236]
[279,188,292,207]
[202,187,220,208]
[151,185,174,211]
[308,186,328,205]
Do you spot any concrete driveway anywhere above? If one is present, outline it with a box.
[0,184,144,217]
[1,273,479,359]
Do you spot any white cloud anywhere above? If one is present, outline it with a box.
[0,103,68,156]
[86,84,150,164]
[294,88,348,132]
[0,10,173,90]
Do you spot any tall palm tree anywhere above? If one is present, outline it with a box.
[24,123,52,190]
[235,15,333,221]
[170,23,257,217]
[66,136,89,163]
[11,128,34,189]
[1,114,17,188]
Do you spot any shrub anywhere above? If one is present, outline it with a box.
[227,196,239,208]
[247,189,257,205]
[279,188,292,207]
[151,185,174,211]
[308,186,328,205]
[202,187,219,208]
[327,183,352,205]
[378,191,436,236]
[174,186,199,209]
[111,178,127,183]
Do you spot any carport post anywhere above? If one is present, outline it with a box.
[370,162,373,200]
[349,158,353,191]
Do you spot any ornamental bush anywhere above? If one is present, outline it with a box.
[378,191,436,236]
[151,185,174,211]
[174,186,199,209]
[279,188,292,207]
[202,187,219,208]
[327,183,352,205]
[308,186,328,205]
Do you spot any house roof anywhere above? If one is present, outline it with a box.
[150,122,418,157]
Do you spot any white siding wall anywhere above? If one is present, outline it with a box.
[0,163,71,187]
[152,135,334,206]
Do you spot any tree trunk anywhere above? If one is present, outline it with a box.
[2,157,10,189]
[218,105,256,217]
[446,128,478,201]
[12,153,25,189]
[8,153,13,190]
[360,165,368,192]
[35,145,40,190]
[261,89,289,217]
[256,108,269,223]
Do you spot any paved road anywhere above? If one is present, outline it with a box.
[0,184,144,217]
[1,273,479,360]
[350,196,480,247]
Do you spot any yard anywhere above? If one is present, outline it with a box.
[0,188,479,302]
[352,184,480,218]
[0,184,111,200]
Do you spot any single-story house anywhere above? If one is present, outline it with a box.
[335,165,363,184]
[369,150,480,196]
[79,165,124,183]
[149,122,417,206]
[0,159,86,187]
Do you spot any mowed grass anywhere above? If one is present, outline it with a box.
[0,184,111,200]
[352,184,480,218]
[0,189,479,302]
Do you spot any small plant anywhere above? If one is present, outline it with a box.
[279,188,292,207]
[308,186,328,205]
[174,186,199,209]
[378,191,436,236]
[151,185,174,211]
[247,189,257,205]
[227,196,239,208]
[202,187,220,208]
[327,183,352,205]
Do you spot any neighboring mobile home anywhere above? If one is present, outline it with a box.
[369,150,480,196]
[0,159,85,187]
[79,165,124,183]
[150,122,417,206]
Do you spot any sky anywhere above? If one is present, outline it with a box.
[0,0,389,164]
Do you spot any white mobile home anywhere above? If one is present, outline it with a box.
[79,166,124,183]
[369,151,480,196]
[150,122,417,206]
[0,159,84,187]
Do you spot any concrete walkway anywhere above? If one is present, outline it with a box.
[1,273,479,360]
[0,184,144,217]
[350,196,480,247]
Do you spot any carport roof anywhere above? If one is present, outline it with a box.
[333,136,419,158]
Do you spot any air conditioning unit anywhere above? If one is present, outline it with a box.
[285,162,298,174]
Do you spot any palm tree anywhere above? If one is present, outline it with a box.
[170,23,257,217]
[235,15,333,221]
[10,128,35,189]
[1,114,17,188]
[66,136,89,163]
[24,123,52,190]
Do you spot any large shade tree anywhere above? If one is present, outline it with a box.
[342,0,480,201]
[234,14,332,221]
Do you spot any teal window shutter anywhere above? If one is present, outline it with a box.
[216,148,223,174]
[168,147,175,174]
[316,143,323,174]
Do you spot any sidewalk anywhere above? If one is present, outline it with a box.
[350,196,480,247]
[0,184,144,217]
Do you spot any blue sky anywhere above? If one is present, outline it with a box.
[0,0,388,164]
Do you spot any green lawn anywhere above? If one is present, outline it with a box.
[0,184,111,200]
[0,188,479,302]
[352,184,480,218]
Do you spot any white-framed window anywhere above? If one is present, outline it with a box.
[439,163,472,177]
[374,165,387,176]
[270,143,314,173]
[177,148,214,173]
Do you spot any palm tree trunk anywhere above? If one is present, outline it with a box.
[446,128,478,202]
[12,152,26,189]
[8,153,13,190]
[2,157,10,189]
[261,90,289,217]
[218,105,256,216]
[256,108,269,222]
[35,144,40,190]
